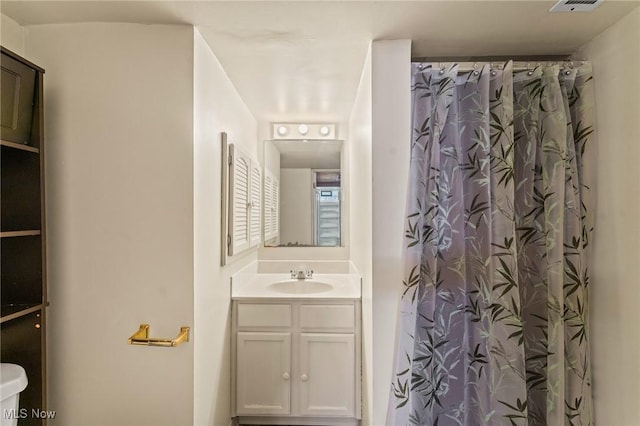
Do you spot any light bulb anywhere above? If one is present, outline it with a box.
[277,126,288,136]
[319,126,330,136]
[298,124,309,135]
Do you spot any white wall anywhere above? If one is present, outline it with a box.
[347,43,372,426]
[371,39,411,425]
[258,245,349,261]
[263,139,280,177]
[578,8,640,425]
[1,13,25,55]
[340,129,351,254]
[193,28,258,426]
[279,168,313,245]
[25,23,195,425]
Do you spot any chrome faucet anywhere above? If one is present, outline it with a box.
[290,267,314,280]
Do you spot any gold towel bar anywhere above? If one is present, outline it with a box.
[128,324,190,347]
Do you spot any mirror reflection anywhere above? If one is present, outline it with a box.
[264,139,342,248]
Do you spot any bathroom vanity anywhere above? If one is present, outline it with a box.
[231,264,361,426]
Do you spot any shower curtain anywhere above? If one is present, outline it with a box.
[388,61,595,426]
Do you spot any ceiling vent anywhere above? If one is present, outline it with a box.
[550,0,603,12]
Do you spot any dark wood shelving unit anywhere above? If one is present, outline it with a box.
[1,46,48,426]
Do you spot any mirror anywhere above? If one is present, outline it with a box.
[264,139,343,248]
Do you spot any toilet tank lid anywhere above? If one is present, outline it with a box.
[0,364,28,400]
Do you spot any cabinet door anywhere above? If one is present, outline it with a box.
[1,53,37,145]
[249,164,262,248]
[228,144,251,255]
[236,332,291,415]
[299,333,355,416]
[263,171,280,242]
[0,311,43,426]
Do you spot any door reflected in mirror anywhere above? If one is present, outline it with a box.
[264,139,343,248]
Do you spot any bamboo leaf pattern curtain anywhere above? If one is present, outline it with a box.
[388,61,596,426]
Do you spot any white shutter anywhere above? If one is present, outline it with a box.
[264,173,273,239]
[228,143,263,256]
[264,171,279,241]
[272,177,280,237]
[250,164,262,247]
[229,144,251,255]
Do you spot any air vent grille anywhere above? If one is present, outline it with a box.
[550,0,602,12]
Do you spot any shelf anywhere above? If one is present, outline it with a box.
[1,145,42,231]
[0,303,45,324]
[1,140,40,154]
[0,230,41,238]
[1,46,47,426]
[1,234,43,310]
[0,46,45,73]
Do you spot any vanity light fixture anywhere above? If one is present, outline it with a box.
[271,123,337,140]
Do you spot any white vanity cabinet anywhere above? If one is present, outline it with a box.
[232,300,361,425]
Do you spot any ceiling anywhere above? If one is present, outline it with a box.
[2,1,639,124]
[274,139,342,169]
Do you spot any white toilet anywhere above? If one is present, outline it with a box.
[0,364,28,426]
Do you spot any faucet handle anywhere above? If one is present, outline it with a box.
[305,268,314,278]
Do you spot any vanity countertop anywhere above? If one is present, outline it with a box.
[231,272,361,300]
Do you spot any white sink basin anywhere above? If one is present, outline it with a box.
[268,280,333,294]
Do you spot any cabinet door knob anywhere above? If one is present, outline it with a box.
[282,372,290,381]
[301,374,308,382]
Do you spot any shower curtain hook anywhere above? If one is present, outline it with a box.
[526,62,533,76]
